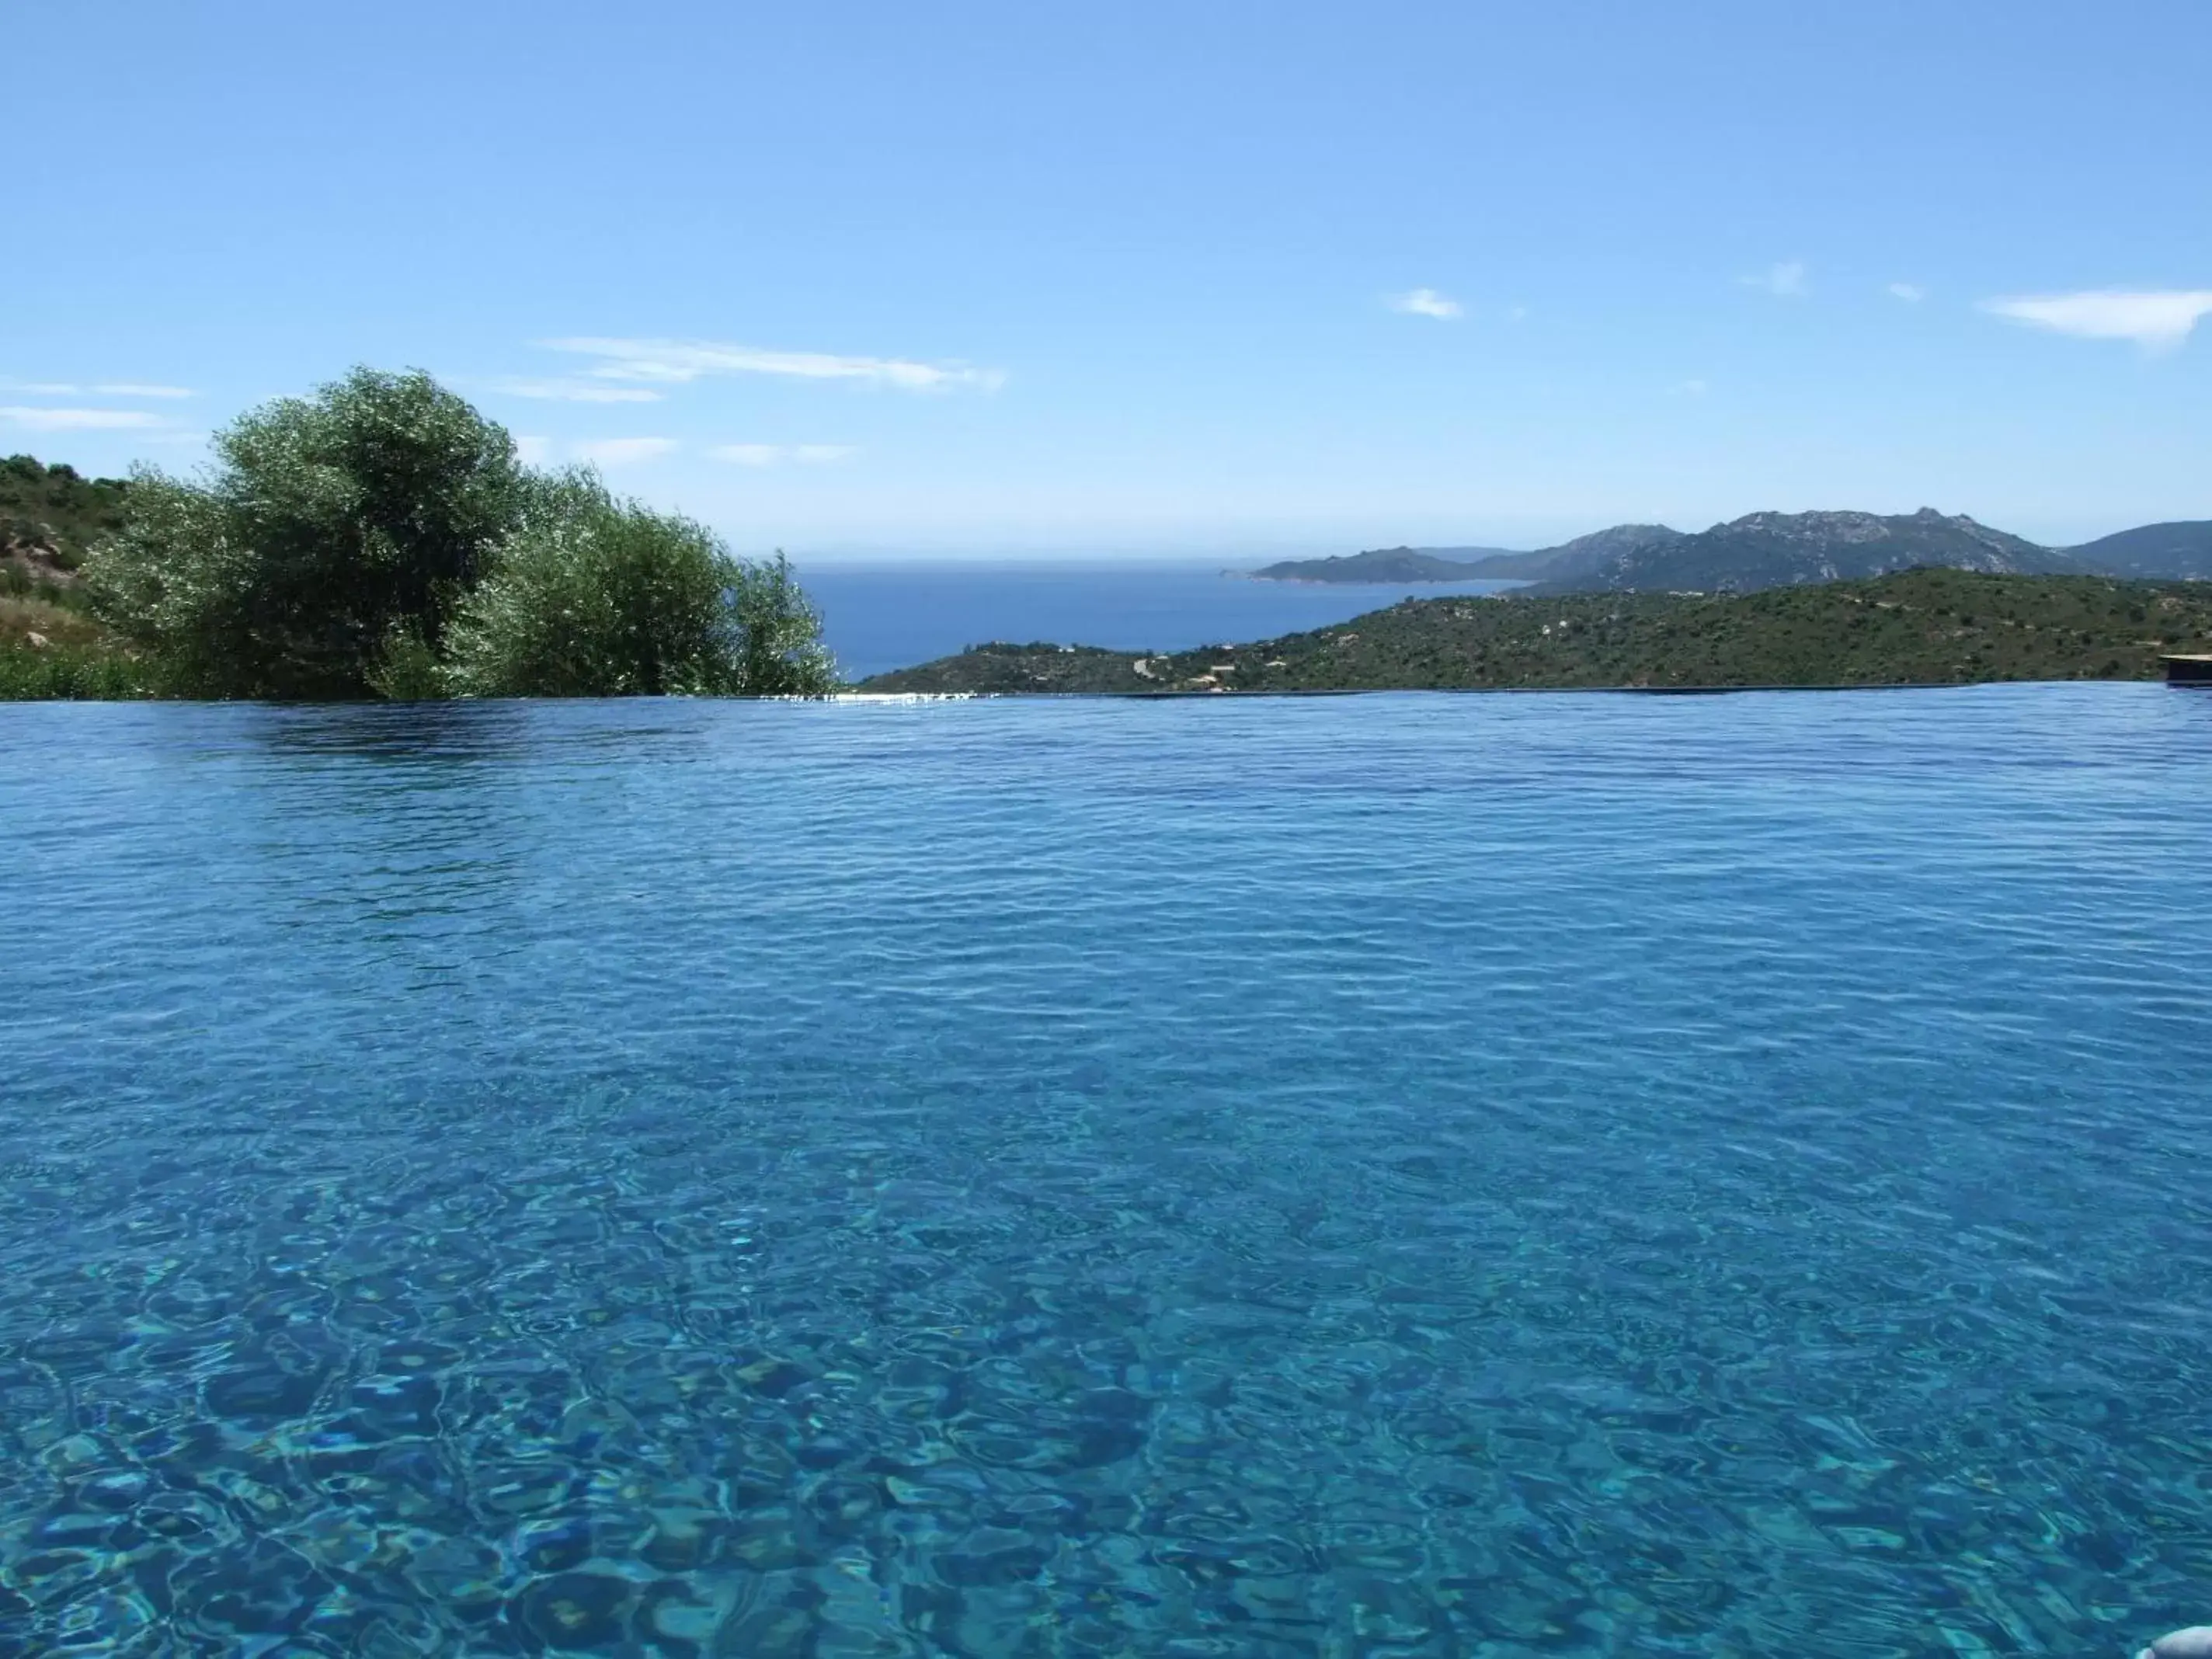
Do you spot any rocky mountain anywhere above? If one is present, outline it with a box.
[1453,523,1685,582]
[1259,512,2212,599]
[1249,545,1518,583]
[1525,508,2086,595]
[2065,520,2212,582]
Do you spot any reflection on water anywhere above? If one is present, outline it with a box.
[3,685,2211,1655]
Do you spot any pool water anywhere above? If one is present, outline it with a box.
[3,686,2210,1656]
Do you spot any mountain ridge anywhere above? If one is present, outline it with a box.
[1251,510,2210,594]
[1525,507,2085,595]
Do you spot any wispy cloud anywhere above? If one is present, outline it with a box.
[568,436,679,467]
[1674,377,1709,396]
[709,443,858,467]
[1978,288,2212,353]
[541,337,1005,393]
[1388,288,1463,320]
[1887,282,1925,303]
[0,406,168,430]
[0,379,193,398]
[1741,260,1808,297]
[513,435,682,467]
[485,377,664,404]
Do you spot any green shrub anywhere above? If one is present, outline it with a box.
[0,643,153,700]
[440,473,837,697]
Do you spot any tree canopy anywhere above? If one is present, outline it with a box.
[82,367,836,699]
[438,472,835,697]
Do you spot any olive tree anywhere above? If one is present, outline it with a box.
[439,473,838,697]
[86,368,527,697]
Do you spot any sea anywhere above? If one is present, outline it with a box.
[799,562,1521,680]
[5,686,2212,1655]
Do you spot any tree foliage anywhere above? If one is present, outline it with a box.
[78,367,836,700]
[86,368,530,697]
[441,473,834,697]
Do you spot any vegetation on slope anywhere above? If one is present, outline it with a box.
[1,455,130,571]
[0,594,153,698]
[2066,520,2212,581]
[1,368,837,701]
[859,569,2212,694]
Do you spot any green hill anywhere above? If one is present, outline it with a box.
[2065,520,2212,581]
[859,569,2212,694]
[1,454,130,578]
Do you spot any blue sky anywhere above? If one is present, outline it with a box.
[8,1,2208,556]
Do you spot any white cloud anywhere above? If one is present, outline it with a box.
[486,377,664,404]
[1741,260,1808,297]
[1978,288,2212,353]
[709,443,858,467]
[1388,288,1462,320]
[1675,377,1709,396]
[569,436,678,467]
[1887,283,1925,303]
[0,406,166,430]
[513,434,687,467]
[0,379,193,398]
[540,337,1004,392]
[1506,304,1529,323]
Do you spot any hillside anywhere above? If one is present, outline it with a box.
[1,455,130,583]
[2066,520,2212,581]
[1249,546,1515,583]
[858,569,2212,694]
[1250,525,1683,584]
[1525,508,2084,596]
[1452,523,1685,581]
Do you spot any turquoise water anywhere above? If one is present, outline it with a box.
[3,685,2210,1657]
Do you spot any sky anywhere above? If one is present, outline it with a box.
[8,0,2209,557]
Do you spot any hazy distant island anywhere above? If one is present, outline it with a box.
[1253,510,2212,595]
[860,568,2212,694]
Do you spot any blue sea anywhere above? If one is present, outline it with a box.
[5,686,2212,1656]
[799,563,1521,680]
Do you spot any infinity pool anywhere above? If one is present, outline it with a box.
[3,687,2209,1655]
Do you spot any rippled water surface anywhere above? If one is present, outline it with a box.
[5,686,2211,1657]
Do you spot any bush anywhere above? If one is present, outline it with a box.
[0,642,153,700]
[68,367,836,701]
[440,473,837,697]
[85,368,528,698]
